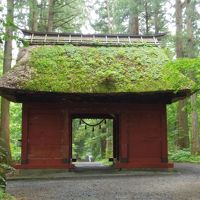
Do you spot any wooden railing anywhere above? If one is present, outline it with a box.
[21,29,165,46]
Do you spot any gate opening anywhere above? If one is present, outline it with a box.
[71,114,118,169]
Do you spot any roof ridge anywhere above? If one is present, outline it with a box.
[21,29,165,46]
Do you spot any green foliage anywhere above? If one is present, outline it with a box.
[101,0,167,34]
[92,0,115,33]
[169,149,200,163]
[48,0,86,32]
[0,100,22,161]
[18,45,193,93]
[13,0,86,33]
[166,58,200,86]
[0,50,3,74]
[0,189,16,200]
[10,103,22,161]
[72,119,113,163]
[167,103,178,152]
[0,144,14,192]
[167,100,200,163]
[0,145,7,191]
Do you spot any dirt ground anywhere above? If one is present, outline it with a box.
[6,163,200,200]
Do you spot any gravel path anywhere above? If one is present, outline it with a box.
[7,163,200,200]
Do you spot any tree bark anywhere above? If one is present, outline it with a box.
[29,0,38,31]
[175,0,189,149]
[47,0,55,32]
[176,100,189,149]
[185,0,195,57]
[191,93,200,154]
[153,4,159,34]
[144,0,149,34]
[175,0,184,57]
[128,0,140,35]
[38,1,47,32]
[105,0,112,34]
[0,0,14,162]
[185,0,200,154]
[129,15,139,35]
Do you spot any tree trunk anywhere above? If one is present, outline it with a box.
[129,1,141,35]
[154,6,159,34]
[175,0,183,57]
[191,93,200,154]
[38,1,47,32]
[105,0,112,34]
[185,0,200,154]
[144,0,149,34]
[175,0,189,149]
[185,0,196,57]
[129,15,139,35]
[176,100,189,149]
[0,0,14,162]
[29,0,38,31]
[47,0,55,32]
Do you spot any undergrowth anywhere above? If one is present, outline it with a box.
[0,189,16,200]
[169,149,200,163]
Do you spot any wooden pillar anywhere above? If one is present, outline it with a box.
[113,117,119,161]
[161,105,168,163]
[21,104,29,164]
[119,114,129,163]
[68,113,72,165]
[63,111,72,167]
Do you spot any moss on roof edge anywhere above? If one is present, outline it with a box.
[0,45,195,94]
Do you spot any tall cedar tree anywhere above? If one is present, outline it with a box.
[0,0,14,162]
[29,0,38,31]
[175,0,189,149]
[185,0,200,154]
[129,0,140,34]
[46,0,85,32]
[47,0,55,31]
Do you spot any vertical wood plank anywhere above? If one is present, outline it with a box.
[113,115,120,161]
[63,111,71,163]
[161,105,168,162]
[21,104,29,164]
[120,113,129,162]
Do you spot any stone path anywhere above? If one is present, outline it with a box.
[7,163,200,200]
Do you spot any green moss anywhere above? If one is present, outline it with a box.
[164,58,200,89]
[21,45,194,93]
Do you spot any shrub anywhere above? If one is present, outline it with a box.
[0,188,16,200]
[0,144,14,192]
[0,145,7,191]
[169,149,200,163]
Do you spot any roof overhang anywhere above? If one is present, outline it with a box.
[0,87,191,104]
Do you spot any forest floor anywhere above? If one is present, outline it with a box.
[6,163,200,200]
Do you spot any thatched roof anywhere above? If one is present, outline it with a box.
[0,44,194,102]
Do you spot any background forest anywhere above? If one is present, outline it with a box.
[1,0,200,170]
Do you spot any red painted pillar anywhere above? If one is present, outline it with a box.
[119,114,129,164]
[21,104,29,164]
[63,111,74,168]
[161,105,169,163]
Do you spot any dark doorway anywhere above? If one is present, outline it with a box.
[70,114,119,169]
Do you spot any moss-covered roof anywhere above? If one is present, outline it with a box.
[0,45,194,94]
